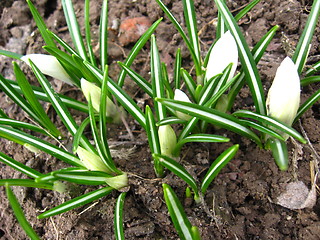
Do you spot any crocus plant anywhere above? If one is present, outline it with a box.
[0,0,319,239]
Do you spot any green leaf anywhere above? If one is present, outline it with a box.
[305,60,320,76]
[151,35,166,121]
[174,48,182,89]
[234,0,261,21]
[37,187,114,219]
[0,75,44,128]
[215,0,266,115]
[301,76,320,86]
[294,88,320,124]
[156,154,199,201]
[238,119,285,141]
[99,0,108,70]
[233,110,306,144]
[182,0,201,65]
[7,78,88,113]
[0,49,23,60]
[201,144,239,194]
[0,125,83,167]
[266,137,288,171]
[155,0,201,76]
[174,134,230,156]
[47,30,80,57]
[157,117,188,126]
[157,98,262,146]
[145,106,163,177]
[53,169,113,185]
[162,184,194,240]
[61,0,88,60]
[181,68,197,102]
[114,192,127,240]
[162,63,174,99]
[117,18,162,87]
[13,62,61,137]
[0,151,42,179]
[0,118,48,136]
[85,0,97,67]
[5,185,41,240]
[118,62,153,97]
[0,179,53,190]
[292,0,320,74]
[27,0,56,47]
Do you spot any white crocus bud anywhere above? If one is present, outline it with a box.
[81,78,125,123]
[205,31,238,83]
[266,57,300,139]
[76,146,111,173]
[21,54,73,85]
[158,125,177,158]
[174,89,192,121]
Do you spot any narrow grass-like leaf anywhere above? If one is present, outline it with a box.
[306,60,320,76]
[292,0,320,74]
[182,0,201,65]
[27,0,55,48]
[174,134,230,156]
[155,0,201,76]
[233,110,306,143]
[117,18,162,87]
[118,62,153,97]
[100,0,108,71]
[83,62,147,128]
[54,170,112,185]
[234,0,261,21]
[145,106,163,177]
[181,68,197,102]
[72,117,91,153]
[14,62,61,137]
[0,126,83,167]
[162,63,174,99]
[215,0,266,115]
[88,96,119,174]
[37,187,114,219]
[294,88,320,123]
[72,55,100,85]
[30,60,95,152]
[157,117,187,126]
[174,48,182,89]
[0,75,43,126]
[198,75,221,105]
[151,35,166,121]
[201,144,239,194]
[99,67,114,166]
[5,185,41,240]
[47,30,80,57]
[178,117,200,142]
[238,119,285,141]
[0,152,42,178]
[7,79,88,113]
[114,192,127,240]
[266,137,288,171]
[162,184,194,240]
[61,0,88,60]
[85,0,97,67]
[35,167,82,183]
[155,154,199,201]
[157,98,262,146]
[216,12,226,39]
[1,179,53,190]
[301,76,320,86]
[0,118,48,136]
[0,49,23,60]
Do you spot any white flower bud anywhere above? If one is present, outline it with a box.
[81,78,125,123]
[174,89,192,121]
[267,57,300,138]
[21,54,73,85]
[76,146,111,173]
[158,125,177,158]
[205,31,238,83]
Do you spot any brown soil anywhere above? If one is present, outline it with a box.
[0,0,320,239]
